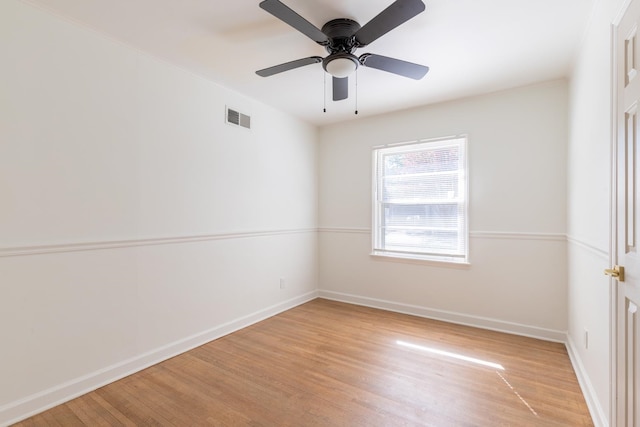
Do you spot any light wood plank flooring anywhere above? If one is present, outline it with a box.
[14,299,593,426]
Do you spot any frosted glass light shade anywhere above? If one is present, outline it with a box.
[326,57,358,78]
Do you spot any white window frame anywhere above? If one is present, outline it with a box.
[372,136,469,264]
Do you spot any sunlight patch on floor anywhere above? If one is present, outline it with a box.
[396,339,539,417]
[395,340,505,370]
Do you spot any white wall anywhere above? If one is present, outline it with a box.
[0,0,618,425]
[0,1,318,424]
[319,80,568,338]
[567,0,627,425]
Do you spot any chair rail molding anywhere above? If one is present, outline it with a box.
[0,228,318,258]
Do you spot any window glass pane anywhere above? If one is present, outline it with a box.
[384,204,460,229]
[383,146,460,175]
[383,229,460,253]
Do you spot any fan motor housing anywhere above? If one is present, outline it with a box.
[321,18,361,54]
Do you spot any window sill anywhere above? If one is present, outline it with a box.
[370,251,471,269]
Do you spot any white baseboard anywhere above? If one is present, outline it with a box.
[566,335,609,427]
[0,291,318,427]
[318,290,567,342]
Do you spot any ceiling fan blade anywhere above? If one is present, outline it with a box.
[259,0,329,45]
[333,77,348,101]
[354,0,425,46]
[256,56,323,77]
[360,53,429,80]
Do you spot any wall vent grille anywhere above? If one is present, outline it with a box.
[226,107,251,130]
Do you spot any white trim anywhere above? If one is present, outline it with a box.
[320,227,568,242]
[318,227,370,234]
[566,235,610,260]
[614,0,634,25]
[372,134,467,149]
[0,291,319,427]
[317,290,567,343]
[470,231,567,241]
[370,251,471,268]
[0,228,317,258]
[566,335,609,427]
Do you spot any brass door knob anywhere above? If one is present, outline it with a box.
[604,265,625,282]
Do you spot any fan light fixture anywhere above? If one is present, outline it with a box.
[324,54,359,78]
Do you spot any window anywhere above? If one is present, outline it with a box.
[372,137,468,263]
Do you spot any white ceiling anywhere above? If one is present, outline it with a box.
[24,0,596,126]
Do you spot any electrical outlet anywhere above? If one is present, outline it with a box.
[279,278,286,289]
[584,329,589,349]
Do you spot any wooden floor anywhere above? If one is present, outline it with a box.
[15,299,593,426]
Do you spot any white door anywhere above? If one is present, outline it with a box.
[614,0,640,424]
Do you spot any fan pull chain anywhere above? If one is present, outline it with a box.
[323,72,327,113]
[355,69,359,115]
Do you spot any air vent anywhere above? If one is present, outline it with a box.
[226,107,251,130]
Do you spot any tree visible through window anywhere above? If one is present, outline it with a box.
[372,137,468,263]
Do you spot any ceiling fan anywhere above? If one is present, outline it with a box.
[256,0,429,102]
